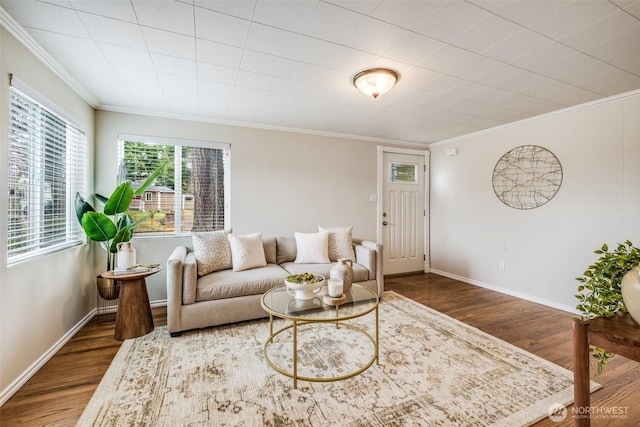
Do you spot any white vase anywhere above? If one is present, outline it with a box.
[621,265,640,325]
[116,241,136,270]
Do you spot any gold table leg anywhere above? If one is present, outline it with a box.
[293,320,298,389]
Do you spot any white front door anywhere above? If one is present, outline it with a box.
[381,150,427,275]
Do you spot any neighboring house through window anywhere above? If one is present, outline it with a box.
[119,135,230,235]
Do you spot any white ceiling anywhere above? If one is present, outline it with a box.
[2,0,639,145]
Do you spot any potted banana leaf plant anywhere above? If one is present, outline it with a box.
[75,162,168,299]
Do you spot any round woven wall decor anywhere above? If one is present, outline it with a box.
[492,145,562,210]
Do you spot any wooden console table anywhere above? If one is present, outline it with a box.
[573,312,640,426]
[101,267,160,340]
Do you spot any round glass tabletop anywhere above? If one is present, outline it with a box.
[261,284,378,321]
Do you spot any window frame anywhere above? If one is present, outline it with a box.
[7,78,87,265]
[118,134,231,237]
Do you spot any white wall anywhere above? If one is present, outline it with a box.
[430,91,640,313]
[95,111,381,303]
[0,28,96,401]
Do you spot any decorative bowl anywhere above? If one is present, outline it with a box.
[285,273,325,300]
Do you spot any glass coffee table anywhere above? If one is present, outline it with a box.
[261,284,379,389]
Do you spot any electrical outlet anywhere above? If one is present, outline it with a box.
[499,261,506,271]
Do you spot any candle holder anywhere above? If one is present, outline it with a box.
[323,293,347,306]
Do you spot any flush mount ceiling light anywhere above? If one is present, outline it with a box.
[353,68,399,98]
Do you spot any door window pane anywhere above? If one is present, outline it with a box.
[390,163,417,184]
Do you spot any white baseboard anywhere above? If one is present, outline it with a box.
[151,299,167,308]
[1,298,169,407]
[0,309,97,407]
[429,269,578,315]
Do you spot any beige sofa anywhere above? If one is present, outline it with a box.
[167,235,383,336]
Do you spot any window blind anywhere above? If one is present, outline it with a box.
[7,85,86,263]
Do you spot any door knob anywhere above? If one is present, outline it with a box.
[382,221,388,226]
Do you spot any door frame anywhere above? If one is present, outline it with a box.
[377,145,431,273]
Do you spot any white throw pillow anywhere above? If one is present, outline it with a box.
[192,229,232,276]
[228,232,267,272]
[319,226,355,261]
[294,231,330,264]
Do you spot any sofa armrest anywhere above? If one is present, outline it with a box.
[167,245,188,334]
[354,240,384,297]
[183,252,197,304]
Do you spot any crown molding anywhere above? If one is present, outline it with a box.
[0,5,98,107]
[98,103,430,148]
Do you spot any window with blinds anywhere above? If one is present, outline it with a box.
[119,137,230,235]
[8,86,86,263]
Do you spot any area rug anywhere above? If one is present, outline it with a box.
[78,291,598,426]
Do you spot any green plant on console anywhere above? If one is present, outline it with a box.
[575,240,640,373]
[75,162,168,271]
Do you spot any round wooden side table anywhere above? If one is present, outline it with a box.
[101,267,160,340]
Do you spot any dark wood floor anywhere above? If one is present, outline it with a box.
[1,273,638,426]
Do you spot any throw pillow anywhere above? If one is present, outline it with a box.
[276,237,297,264]
[319,226,355,261]
[294,231,330,264]
[192,229,232,276]
[228,232,267,272]
[262,236,277,264]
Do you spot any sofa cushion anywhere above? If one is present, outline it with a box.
[228,232,267,272]
[263,237,276,264]
[192,229,232,276]
[281,261,370,283]
[276,237,296,264]
[319,225,355,261]
[196,264,288,301]
[294,231,330,263]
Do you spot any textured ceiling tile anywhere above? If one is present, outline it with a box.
[481,29,550,63]
[245,23,300,58]
[197,62,238,85]
[558,10,640,52]
[196,38,243,68]
[142,27,196,60]
[194,0,256,19]
[151,54,197,78]
[3,0,90,37]
[452,14,523,54]
[195,6,251,47]
[240,51,285,76]
[347,17,409,56]
[132,0,195,35]
[371,0,443,30]
[79,11,146,49]
[99,43,153,69]
[304,1,367,44]
[253,0,317,33]
[29,29,105,61]
[384,32,445,65]
[69,0,137,22]
[417,0,492,43]
[528,0,620,40]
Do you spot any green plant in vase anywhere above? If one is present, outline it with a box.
[75,161,168,272]
[575,240,640,372]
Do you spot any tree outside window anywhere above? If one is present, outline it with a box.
[120,139,229,234]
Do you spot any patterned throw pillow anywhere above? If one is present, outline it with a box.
[192,229,232,276]
[319,226,355,261]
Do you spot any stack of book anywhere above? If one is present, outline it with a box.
[113,263,160,275]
